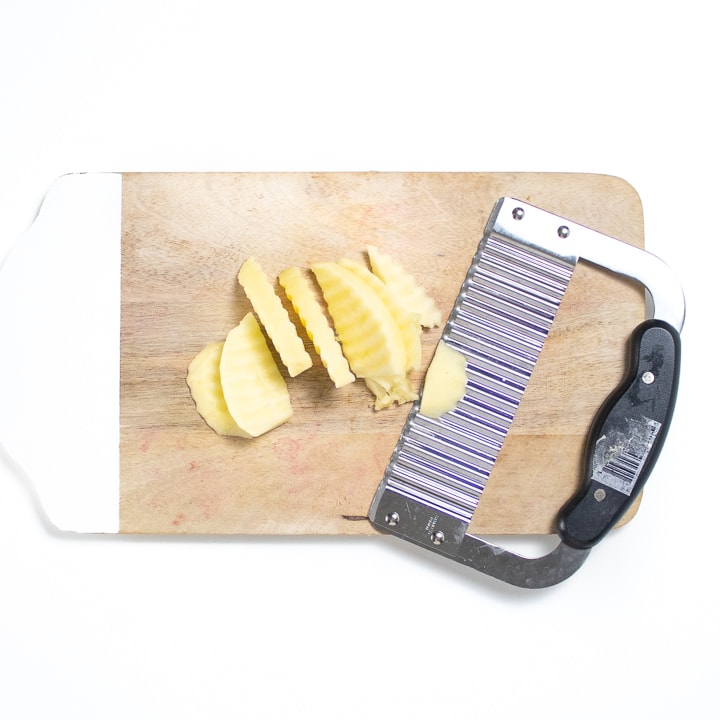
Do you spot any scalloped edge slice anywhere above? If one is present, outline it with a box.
[278,266,355,388]
[311,261,407,380]
[219,313,292,437]
[187,341,250,437]
[367,244,442,328]
[238,257,312,377]
[338,258,422,372]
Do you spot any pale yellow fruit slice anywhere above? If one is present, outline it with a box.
[278,266,355,388]
[187,341,249,437]
[419,340,468,418]
[367,244,442,328]
[238,257,312,377]
[219,313,292,437]
[338,258,422,372]
[311,261,407,379]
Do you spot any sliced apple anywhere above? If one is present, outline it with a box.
[238,257,312,377]
[367,244,442,328]
[219,313,292,437]
[311,261,407,379]
[186,341,249,437]
[278,266,355,388]
[338,257,422,372]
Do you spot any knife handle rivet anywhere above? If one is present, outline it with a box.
[512,207,525,220]
[557,225,570,238]
[642,371,655,384]
[594,488,607,502]
[385,511,400,527]
[431,530,445,545]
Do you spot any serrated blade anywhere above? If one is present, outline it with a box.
[368,197,584,586]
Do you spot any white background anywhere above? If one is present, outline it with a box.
[1,2,717,718]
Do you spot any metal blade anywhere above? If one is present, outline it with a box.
[370,205,577,523]
[369,198,582,583]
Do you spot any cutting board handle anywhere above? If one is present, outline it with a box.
[0,173,122,532]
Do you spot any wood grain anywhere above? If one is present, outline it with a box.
[119,172,645,535]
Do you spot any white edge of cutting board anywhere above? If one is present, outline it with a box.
[0,173,121,533]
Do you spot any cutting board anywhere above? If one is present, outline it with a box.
[0,172,646,535]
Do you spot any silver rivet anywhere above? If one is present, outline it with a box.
[642,371,655,384]
[594,488,607,502]
[385,511,400,527]
[431,530,445,545]
[558,225,570,238]
[512,207,525,220]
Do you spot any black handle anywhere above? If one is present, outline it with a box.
[558,319,681,549]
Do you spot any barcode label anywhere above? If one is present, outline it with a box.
[592,417,662,495]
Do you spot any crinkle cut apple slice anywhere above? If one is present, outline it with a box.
[338,257,422,372]
[278,266,355,388]
[311,261,407,380]
[238,257,312,377]
[367,244,442,328]
[186,340,250,437]
[219,313,293,437]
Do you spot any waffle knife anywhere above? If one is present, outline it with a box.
[368,197,684,588]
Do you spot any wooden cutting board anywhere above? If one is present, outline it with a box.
[118,172,645,535]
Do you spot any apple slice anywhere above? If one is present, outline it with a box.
[338,257,422,372]
[238,257,312,377]
[186,341,249,437]
[219,313,292,437]
[367,244,442,328]
[278,266,355,388]
[311,261,407,380]
[311,261,418,409]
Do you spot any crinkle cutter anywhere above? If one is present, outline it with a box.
[369,197,684,587]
